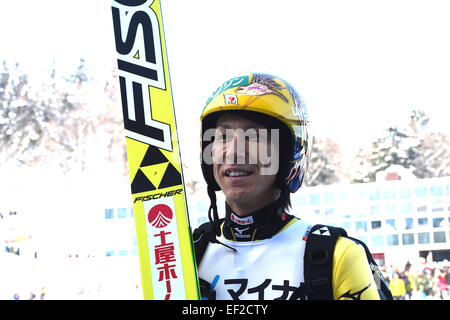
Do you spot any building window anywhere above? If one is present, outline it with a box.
[197,216,208,226]
[371,221,382,230]
[324,193,336,204]
[384,189,396,200]
[324,208,335,216]
[341,221,352,230]
[446,184,450,195]
[418,232,430,244]
[354,210,366,218]
[105,209,114,219]
[371,235,384,247]
[416,204,427,213]
[309,208,321,216]
[402,233,415,245]
[415,186,427,197]
[339,191,350,203]
[430,185,443,197]
[309,194,321,205]
[352,190,366,201]
[197,202,207,213]
[370,205,381,215]
[399,188,412,198]
[418,217,428,227]
[118,208,127,218]
[433,231,446,243]
[355,221,367,233]
[431,200,444,212]
[433,217,445,228]
[130,207,134,217]
[296,195,306,206]
[369,190,381,201]
[386,219,397,231]
[118,250,128,256]
[106,250,115,257]
[400,202,413,214]
[404,218,414,230]
[358,236,369,244]
[387,234,399,246]
[385,203,397,215]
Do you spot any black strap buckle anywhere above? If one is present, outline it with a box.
[309,248,329,265]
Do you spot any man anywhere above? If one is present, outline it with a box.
[193,73,380,300]
[389,272,406,300]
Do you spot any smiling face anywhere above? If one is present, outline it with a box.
[211,113,280,216]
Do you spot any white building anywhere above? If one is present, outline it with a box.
[290,168,450,267]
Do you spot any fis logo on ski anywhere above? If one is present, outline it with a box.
[112,0,172,151]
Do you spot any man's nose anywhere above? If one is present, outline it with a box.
[224,132,246,164]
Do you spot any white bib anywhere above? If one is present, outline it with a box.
[198,219,312,300]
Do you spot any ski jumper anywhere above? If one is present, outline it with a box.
[196,199,380,300]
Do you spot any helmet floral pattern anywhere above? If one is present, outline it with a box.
[235,73,288,102]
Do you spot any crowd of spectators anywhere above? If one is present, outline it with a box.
[381,258,450,300]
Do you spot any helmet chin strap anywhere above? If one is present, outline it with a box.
[207,185,221,237]
[206,184,237,253]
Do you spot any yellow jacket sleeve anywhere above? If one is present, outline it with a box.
[332,236,380,300]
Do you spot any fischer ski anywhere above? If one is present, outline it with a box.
[110,0,200,300]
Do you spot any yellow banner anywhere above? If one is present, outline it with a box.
[111,0,199,300]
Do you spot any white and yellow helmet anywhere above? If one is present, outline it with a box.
[200,73,311,194]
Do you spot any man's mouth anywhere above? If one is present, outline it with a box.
[224,169,253,177]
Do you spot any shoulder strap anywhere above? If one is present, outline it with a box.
[295,224,393,300]
[192,221,216,265]
[301,224,347,300]
[345,236,394,300]
[192,220,225,300]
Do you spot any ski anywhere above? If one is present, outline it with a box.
[110,0,199,300]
